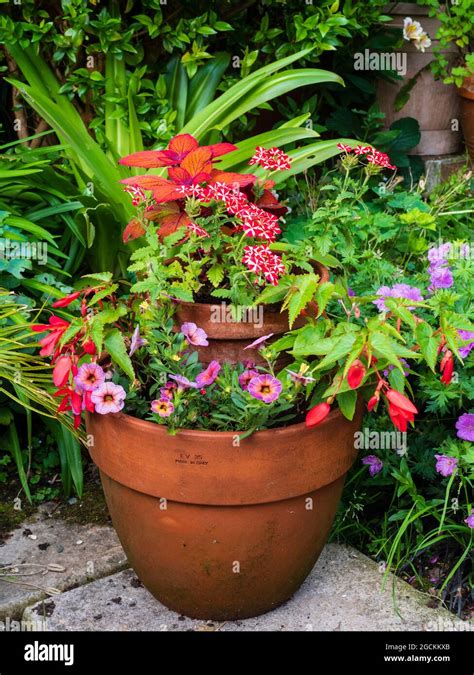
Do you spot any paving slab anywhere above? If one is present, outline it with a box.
[22,544,471,632]
[0,506,128,621]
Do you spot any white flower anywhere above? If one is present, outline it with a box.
[415,33,432,52]
[403,17,424,41]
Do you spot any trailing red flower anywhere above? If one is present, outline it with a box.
[52,355,73,387]
[347,359,366,389]
[439,350,454,385]
[52,291,81,308]
[82,338,97,355]
[367,394,379,412]
[385,389,418,432]
[32,316,71,357]
[305,402,331,428]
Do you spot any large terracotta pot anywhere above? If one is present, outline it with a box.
[376,2,461,155]
[459,75,474,163]
[174,261,329,365]
[87,406,361,620]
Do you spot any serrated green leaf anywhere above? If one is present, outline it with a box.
[59,321,83,348]
[415,322,438,372]
[104,328,134,381]
[207,263,224,287]
[315,332,357,370]
[314,281,334,317]
[286,274,319,328]
[88,283,118,306]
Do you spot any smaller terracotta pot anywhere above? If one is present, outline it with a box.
[459,75,474,164]
[174,261,329,365]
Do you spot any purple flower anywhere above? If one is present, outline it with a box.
[91,382,126,414]
[464,510,474,529]
[428,263,453,291]
[383,359,409,378]
[428,243,451,264]
[434,454,458,477]
[151,398,174,418]
[458,330,474,359]
[74,362,105,392]
[181,322,209,347]
[455,413,474,442]
[243,333,274,350]
[362,455,383,477]
[347,287,355,297]
[169,374,199,389]
[247,374,282,403]
[129,325,146,356]
[239,369,259,390]
[373,286,392,312]
[160,382,176,400]
[373,284,423,312]
[195,360,221,387]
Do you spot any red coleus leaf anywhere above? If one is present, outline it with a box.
[347,359,366,389]
[151,181,188,204]
[118,150,176,168]
[120,175,172,190]
[158,212,191,239]
[206,142,237,158]
[180,147,213,180]
[166,134,199,161]
[123,218,146,243]
[118,135,200,168]
[144,202,180,222]
[305,402,331,428]
[255,189,287,216]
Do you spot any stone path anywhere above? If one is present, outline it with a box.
[1,508,471,632]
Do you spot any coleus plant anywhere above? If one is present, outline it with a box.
[118,134,331,309]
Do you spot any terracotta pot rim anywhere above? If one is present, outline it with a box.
[92,407,343,439]
[459,74,474,100]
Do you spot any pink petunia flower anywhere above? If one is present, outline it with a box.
[91,382,126,414]
[239,369,259,390]
[195,360,221,387]
[247,374,282,403]
[181,322,209,346]
[243,333,274,351]
[74,362,106,392]
[168,373,199,389]
[151,398,175,418]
